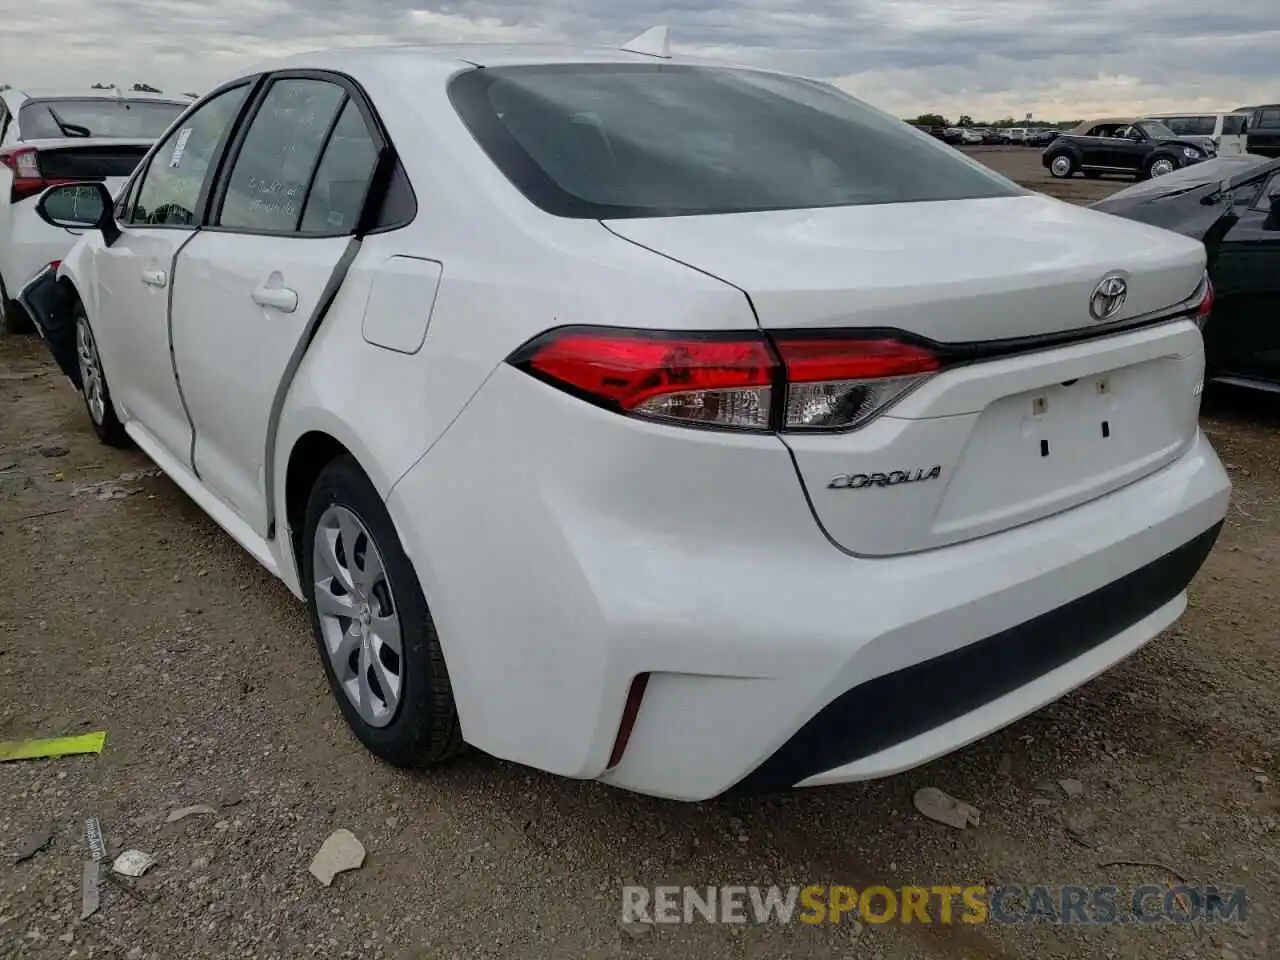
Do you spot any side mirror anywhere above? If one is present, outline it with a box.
[34,181,119,246]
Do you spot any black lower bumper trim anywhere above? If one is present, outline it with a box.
[724,520,1224,796]
[19,267,81,387]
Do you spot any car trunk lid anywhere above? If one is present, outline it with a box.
[605,194,1209,555]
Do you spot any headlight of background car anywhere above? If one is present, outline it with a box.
[1183,147,1202,159]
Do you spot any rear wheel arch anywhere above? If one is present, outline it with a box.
[285,430,352,563]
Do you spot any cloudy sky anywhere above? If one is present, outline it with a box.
[1,0,1275,120]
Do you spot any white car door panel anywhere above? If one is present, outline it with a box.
[93,227,192,460]
[170,77,377,536]
[92,82,253,464]
[171,232,350,530]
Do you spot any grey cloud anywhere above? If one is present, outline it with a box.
[0,0,1274,118]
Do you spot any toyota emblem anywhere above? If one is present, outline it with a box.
[1089,275,1128,322]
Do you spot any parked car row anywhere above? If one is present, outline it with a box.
[1,37,1239,801]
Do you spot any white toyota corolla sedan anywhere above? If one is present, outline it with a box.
[26,37,1230,801]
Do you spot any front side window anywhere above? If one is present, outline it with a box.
[449,64,1018,219]
[18,98,185,140]
[1257,108,1280,130]
[128,85,250,226]
[218,78,347,233]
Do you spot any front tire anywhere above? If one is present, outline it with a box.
[1048,154,1076,178]
[74,305,127,447]
[302,455,463,768]
[1147,156,1178,178]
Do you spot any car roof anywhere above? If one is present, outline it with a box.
[1068,118,1139,133]
[6,87,190,104]
[246,41,803,79]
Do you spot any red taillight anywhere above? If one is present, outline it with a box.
[514,329,777,431]
[1195,274,1214,321]
[509,327,942,433]
[773,336,942,431]
[0,146,78,203]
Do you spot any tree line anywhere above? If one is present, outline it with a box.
[908,113,1079,129]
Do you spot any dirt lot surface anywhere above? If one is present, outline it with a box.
[1,147,1277,960]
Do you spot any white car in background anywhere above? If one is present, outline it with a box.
[28,36,1229,801]
[1143,112,1251,157]
[0,88,188,332]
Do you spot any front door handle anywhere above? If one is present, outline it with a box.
[251,285,299,314]
[141,268,167,288]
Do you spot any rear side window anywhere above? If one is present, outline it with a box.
[218,78,347,233]
[17,99,184,140]
[1165,116,1215,136]
[1257,108,1280,129]
[1223,115,1248,135]
[300,99,377,234]
[449,64,1018,219]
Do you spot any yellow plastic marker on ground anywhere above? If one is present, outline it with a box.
[0,731,107,762]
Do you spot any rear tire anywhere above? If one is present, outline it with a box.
[73,304,128,447]
[1048,154,1076,178]
[302,455,464,768]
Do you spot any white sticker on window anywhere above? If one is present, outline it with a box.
[169,127,193,168]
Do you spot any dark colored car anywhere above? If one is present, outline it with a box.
[908,122,960,145]
[1026,128,1059,147]
[1043,118,1214,181]
[1090,155,1280,392]
[1245,105,1280,158]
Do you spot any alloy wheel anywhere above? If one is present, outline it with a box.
[1150,159,1175,177]
[76,317,106,425]
[312,505,404,728]
[1050,156,1072,177]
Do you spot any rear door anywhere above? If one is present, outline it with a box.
[171,74,382,534]
[92,83,253,463]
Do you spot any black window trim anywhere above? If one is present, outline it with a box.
[120,76,264,232]
[203,68,416,240]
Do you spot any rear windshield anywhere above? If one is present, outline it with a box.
[448,64,1019,219]
[19,98,185,140]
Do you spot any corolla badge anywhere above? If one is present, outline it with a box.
[827,466,942,490]
[1089,274,1128,322]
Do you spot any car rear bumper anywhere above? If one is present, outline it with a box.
[0,197,84,299]
[387,366,1230,801]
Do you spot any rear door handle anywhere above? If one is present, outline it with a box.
[141,268,167,288]
[251,285,299,314]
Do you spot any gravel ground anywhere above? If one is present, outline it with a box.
[1,148,1277,960]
